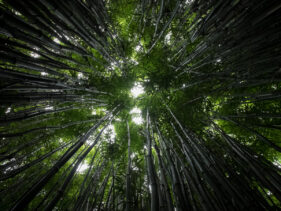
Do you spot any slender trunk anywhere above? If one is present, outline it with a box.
[153,136,173,211]
[125,120,132,211]
[146,110,159,211]
[11,107,117,210]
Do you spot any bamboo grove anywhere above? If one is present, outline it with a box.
[0,0,281,210]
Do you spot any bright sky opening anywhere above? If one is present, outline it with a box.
[53,37,60,44]
[5,107,11,114]
[30,52,40,58]
[131,83,144,98]
[135,44,141,52]
[103,124,116,142]
[44,106,53,111]
[164,32,172,45]
[130,107,143,125]
[77,163,89,173]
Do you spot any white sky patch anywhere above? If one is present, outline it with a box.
[133,117,143,125]
[273,161,281,169]
[30,47,40,58]
[164,32,172,45]
[53,38,60,44]
[267,191,272,196]
[77,163,89,173]
[130,107,143,125]
[14,11,22,16]
[132,166,139,171]
[78,73,84,79]
[135,44,141,52]
[58,138,64,144]
[5,107,11,114]
[41,72,48,76]
[92,110,97,115]
[130,152,136,159]
[185,0,194,4]
[86,135,96,145]
[99,26,105,32]
[131,83,144,98]
[44,106,53,111]
[30,52,40,58]
[109,62,118,70]
[215,58,222,63]
[103,124,116,142]
[130,107,141,114]
[130,59,139,65]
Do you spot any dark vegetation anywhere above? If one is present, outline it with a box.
[0,0,281,210]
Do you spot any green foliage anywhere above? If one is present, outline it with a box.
[0,0,281,210]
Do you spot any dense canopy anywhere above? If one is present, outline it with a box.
[0,0,281,210]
